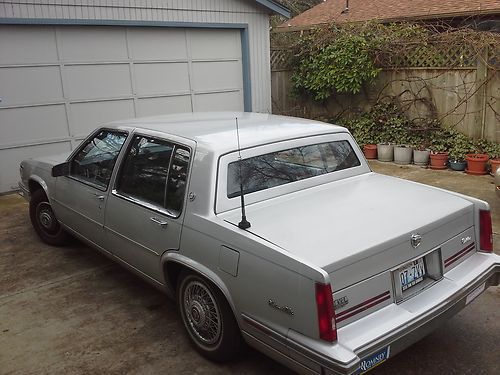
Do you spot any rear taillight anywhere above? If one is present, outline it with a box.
[315,283,337,342]
[479,210,493,252]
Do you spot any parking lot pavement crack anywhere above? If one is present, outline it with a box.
[0,264,115,304]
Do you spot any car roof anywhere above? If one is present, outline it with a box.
[106,112,347,154]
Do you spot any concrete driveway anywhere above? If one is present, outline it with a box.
[0,161,498,374]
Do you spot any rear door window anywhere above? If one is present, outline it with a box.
[116,135,190,216]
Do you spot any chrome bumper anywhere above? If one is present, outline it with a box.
[242,255,500,375]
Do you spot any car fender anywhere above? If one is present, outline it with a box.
[28,174,50,198]
[161,252,239,320]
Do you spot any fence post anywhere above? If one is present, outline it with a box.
[476,46,489,139]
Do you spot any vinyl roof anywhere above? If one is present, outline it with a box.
[107,112,345,153]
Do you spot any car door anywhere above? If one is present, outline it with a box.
[53,129,128,250]
[104,133,193,283]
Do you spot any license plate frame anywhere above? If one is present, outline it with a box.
[397,257,426,292]
[359,346,391,374]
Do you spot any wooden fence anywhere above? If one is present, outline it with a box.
[271,44,500,143]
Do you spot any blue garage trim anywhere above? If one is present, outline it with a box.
[255,0,291,18]
[240,27,252,112]
[0,18,253,111]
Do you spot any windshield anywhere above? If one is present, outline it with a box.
[227,140,360,198]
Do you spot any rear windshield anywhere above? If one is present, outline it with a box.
[227,140,360,198]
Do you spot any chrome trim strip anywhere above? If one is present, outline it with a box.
[444,243,476,267]
[111,189,178,219]
[336,292,391,323]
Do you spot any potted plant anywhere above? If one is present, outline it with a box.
[448,134,472,171]
[363,144,378,159]
[377,142,394,162]
[413,145,430,166]
[430,150,449,170]
[344,118,378,160]
[394,144,413,164]
[486,143,500,176]
[465,153,489,175]
[466,139,491,175]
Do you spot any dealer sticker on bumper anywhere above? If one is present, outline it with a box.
[359,346,391,374]
[465,282,486,305]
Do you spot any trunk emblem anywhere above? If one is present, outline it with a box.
[411,233,422,248]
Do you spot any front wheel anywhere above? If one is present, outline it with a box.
[177,271,243,362]
[29,189,71,246]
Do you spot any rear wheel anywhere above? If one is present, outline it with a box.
[29,189,71,246]
[177,271,243,361]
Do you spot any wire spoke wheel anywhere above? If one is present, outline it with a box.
[36,202,59,235]
[183,280,222,346]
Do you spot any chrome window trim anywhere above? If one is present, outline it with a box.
[112,133,193,220]
[66,128,129,192]
[111,189,179,219]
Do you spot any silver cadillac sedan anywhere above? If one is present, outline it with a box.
[19,112,499,374]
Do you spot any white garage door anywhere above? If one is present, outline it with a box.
[0,25,244,193]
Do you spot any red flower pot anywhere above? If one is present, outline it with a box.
[465,154,488,175]
[363,144,377,159]
[490,158,500,176]
[429,152,449,170]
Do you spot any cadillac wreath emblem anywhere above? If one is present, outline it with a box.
[410,233,422,249]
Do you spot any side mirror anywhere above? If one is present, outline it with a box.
[52,162,70,177]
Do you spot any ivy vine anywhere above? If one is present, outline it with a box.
[291,32,380,99]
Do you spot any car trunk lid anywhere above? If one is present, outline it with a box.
[220,172,474,291]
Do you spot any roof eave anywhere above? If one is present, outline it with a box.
[255,0,291,18]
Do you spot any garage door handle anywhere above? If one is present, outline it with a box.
[150,217,168,227]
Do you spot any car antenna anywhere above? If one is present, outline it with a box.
[235,117,251,229]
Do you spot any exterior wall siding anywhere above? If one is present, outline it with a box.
[0,0,272,113]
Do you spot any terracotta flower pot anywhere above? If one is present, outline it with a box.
[490,158,500,176]
[363,144,377,159]
[429,152,449,170]
[465,154,489,175]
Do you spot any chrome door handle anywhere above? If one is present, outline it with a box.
[93,194,105,201]
[150,217,168,227]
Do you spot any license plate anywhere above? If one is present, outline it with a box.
[359,346,391,373]
[398,258,426,292]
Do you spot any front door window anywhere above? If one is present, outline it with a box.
[71,130,128,189]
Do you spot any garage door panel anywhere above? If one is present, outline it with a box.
[69,100,135,137]
[0,25,246,193]
[58,27,128,62]
[128,28,188,61]
[137,96,192,117]
[0,141,71,193]
[64,64,132,100]
[134,63,190,96]
[192,61,243,92]
[0,26,58,64]
[0,66,63,106]
[189,29,241,60]
[195,91,244,112]
[0,105,68,146]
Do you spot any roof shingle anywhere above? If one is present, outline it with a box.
[281,0,500,29]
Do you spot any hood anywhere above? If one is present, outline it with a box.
[33,152,71,165]
[220,173,472,270]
